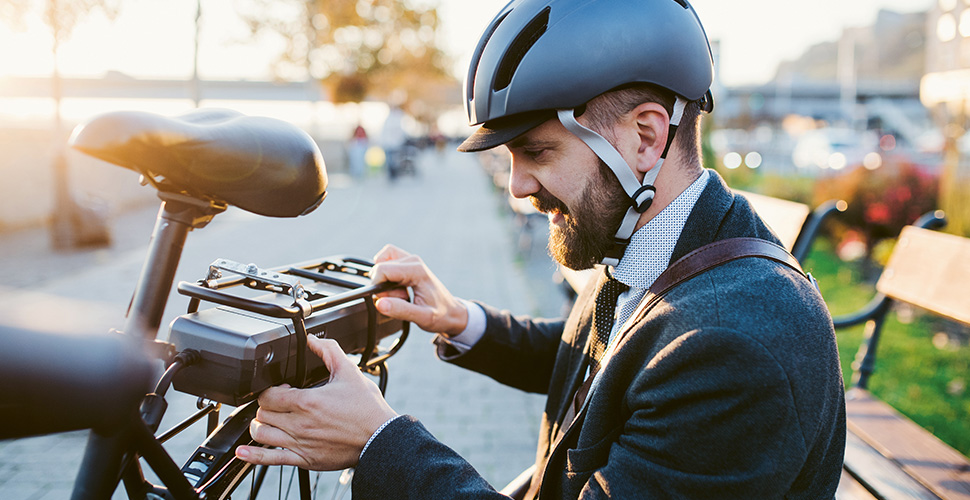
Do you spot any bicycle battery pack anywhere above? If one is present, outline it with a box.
[168,256,404,406]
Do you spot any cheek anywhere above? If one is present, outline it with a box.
[535,145,605,208]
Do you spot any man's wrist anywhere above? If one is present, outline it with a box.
[439,299,486,350]
[439,297,470,338]
[360,414,405,461]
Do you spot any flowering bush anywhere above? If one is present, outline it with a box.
[813,157,939,261]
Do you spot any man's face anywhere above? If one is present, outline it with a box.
[505,119,629,270]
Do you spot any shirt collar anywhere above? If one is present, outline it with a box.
[612,169,710,290]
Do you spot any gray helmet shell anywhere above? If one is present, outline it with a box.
[464,0,715,126]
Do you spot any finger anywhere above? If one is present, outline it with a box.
[236,445,306,467]
[369,261,400,286]
[373,287,410,301]
[370,256,426,286]
[307,336,355,381]
[253,406,290,429]
[257,384,301,412]
[373,244,410,263]
[248,418,295,449]
[375,297,433,326]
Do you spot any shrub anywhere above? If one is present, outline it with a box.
[813,157,939,256]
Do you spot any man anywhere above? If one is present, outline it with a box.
[236,0,846,498]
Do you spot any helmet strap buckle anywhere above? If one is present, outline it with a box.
[631,185,656,213]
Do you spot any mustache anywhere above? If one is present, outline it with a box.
[530,189,569,215]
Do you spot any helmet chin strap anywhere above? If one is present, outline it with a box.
[557,97,687,267]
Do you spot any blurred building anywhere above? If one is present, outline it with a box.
[711,9,939,176]
[922,0,970,124]
[922,0,970,235]
[718,10,927,128]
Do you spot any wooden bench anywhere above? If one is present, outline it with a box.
[834,214,970,500]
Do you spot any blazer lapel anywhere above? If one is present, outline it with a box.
[553,268,606,434]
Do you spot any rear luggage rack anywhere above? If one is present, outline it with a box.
[169,256,408,406]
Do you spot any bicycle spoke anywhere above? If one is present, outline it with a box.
[249,464,269,499]
[284,465,297,499]
[297,468,311,500]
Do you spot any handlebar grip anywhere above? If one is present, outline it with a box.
[0,326,153,439]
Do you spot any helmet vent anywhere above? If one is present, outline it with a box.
[469,10,511,102]
[493,7,550,92]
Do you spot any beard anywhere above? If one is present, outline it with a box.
[530,161,630,270]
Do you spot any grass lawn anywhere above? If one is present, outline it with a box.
[802,240,970,456]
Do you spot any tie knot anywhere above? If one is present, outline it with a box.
[600,272,629,301]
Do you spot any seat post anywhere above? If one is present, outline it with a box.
[124,193,226,341]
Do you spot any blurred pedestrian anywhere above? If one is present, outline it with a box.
[347,124,368,180]
[380,105,407,180]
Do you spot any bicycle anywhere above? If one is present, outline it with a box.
[0,108,410,499]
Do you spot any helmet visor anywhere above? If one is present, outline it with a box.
[458,110,555,152]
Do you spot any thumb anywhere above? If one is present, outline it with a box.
[307,336,353,380]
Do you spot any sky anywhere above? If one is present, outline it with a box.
[0,0,937,87]
[438,0,937,86]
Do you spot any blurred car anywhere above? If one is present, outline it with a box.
[791,127,878,171]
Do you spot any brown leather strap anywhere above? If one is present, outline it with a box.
[650,237,805,300]
[530,238,804,500]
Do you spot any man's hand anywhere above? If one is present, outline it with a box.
[235,336,397,470]
[370,244,468,336]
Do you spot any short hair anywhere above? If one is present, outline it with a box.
[582,84,702,169]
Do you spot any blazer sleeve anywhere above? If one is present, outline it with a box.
[353,415,511,500]
[435,302,565,395]
[568,327,842,499]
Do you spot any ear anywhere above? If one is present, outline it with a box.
[628,102,671,175]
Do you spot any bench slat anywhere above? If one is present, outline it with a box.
[845,388,970,500]
[876,226,970,326]
[838,468,883,500]
[735,190,811,251]
[844,428,940,500]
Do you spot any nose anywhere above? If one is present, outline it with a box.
[508,155,540,199]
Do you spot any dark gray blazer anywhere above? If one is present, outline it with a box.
[353,172,846,499]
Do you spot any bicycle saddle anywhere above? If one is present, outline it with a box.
[69,109,327,217]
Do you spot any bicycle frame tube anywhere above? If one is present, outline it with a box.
[72,194,225,500]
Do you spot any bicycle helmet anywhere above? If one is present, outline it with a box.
[458,0,715,266]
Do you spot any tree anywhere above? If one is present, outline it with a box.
[238,0,456,118]
[1,0,122,248]
[3,0,123,125]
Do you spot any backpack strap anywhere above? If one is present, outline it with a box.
[648,237,806,309]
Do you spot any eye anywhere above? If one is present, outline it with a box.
[523,148,546,160]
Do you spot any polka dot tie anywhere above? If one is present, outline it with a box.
[590,269,629,374]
